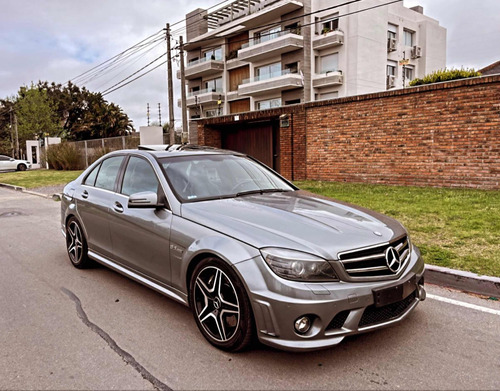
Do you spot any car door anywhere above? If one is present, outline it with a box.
[0,155,13,170]
[76,155,125,259]
[108,155,173,284]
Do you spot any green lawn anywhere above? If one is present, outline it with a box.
[295,181,500,278]
[0,169,83,189]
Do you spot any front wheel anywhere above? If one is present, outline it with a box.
[66,217,92,269]
[17,164,27,171]
[189,258,254,351]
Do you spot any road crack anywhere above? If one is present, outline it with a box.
[61,287,172,391]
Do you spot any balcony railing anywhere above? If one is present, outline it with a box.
[242,68,294,84]
[187,56,223,67]
[241,29,299,49]
[187,88,223,98]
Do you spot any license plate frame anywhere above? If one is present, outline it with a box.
[373,274,417,307]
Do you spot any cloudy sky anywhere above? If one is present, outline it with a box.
[1,0,499,130]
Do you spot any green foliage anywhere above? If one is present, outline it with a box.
[44,142,82,170]
[0,81,135,156]
[295,180,500,277]
[409,68,482,86]
[16,84,61,147]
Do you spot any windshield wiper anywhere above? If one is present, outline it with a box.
[235,188,290,197]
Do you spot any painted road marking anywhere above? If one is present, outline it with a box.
[428,294,500,316]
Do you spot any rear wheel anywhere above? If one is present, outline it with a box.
[66,217,92,268]
[189,257,254,352]
[17,164,27,171]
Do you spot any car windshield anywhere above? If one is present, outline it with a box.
[160,154,295,202]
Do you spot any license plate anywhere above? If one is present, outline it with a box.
[373,275,417,307]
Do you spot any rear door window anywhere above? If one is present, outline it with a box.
[94,156,125,191]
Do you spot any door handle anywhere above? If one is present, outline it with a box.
[113,202,124,213]
[82,190,89,199]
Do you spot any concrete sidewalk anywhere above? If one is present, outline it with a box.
[1,181,499,299]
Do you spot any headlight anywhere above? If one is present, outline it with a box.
[261,248,339,282]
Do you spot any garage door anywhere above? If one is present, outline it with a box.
[222,124,274,168]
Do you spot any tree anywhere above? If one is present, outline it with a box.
[0,98,16,155]
[35,81,134,140]
[16,85,61,150]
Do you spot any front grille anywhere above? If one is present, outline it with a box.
[338,235,410,279]
[326,310,350,330]
[359,290,417,327]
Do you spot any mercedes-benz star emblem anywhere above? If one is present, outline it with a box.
[385,246,401,273]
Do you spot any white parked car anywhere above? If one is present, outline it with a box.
[0,155,31,171]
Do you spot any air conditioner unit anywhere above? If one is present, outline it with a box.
[411,45,422,59]
[387,38,397,52]
[387,75,396,89]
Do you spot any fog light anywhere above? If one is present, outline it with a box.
[294,316,311,334]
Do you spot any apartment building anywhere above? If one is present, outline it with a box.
[178,0,446,121]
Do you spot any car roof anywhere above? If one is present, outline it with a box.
[132,144,245,159]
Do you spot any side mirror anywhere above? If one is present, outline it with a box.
[9,158,15,162]
[128,191,161,208]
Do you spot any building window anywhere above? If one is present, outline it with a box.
[285,62,298,74]
[204,109,219,118]
[204,77,222,92]
[317,14,339,34]
[316,53,339,74]
[203,47,222,61]
[255,62,282,81]
[315,90,338,101]
[388,23,397,40]
[403,29,414,46]
[254,26,281,44]
[387,60,397,76]
[256,98,281,110]
[404,65,414,84]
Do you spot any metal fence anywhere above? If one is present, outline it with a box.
[62,133,169,169]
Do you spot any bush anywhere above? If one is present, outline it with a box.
[409,68,481,87]
[45,142,82,170]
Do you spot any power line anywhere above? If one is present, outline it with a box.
[100,52,170,95]
[186,0,402,52]
[91,39,166,90]
[73,35,165,86]
[69,29,165,83]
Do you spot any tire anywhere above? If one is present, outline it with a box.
[65,217,92,269]
[17,164,27,171]
[189,257,254,352]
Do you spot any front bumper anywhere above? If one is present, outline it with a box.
[234,246,425,351]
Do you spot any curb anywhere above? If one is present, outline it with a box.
[425,264,500,298]
[0,182,59,200]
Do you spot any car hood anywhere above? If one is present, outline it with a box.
[181,190,406,259]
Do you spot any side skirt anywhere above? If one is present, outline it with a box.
[88,250,189,306]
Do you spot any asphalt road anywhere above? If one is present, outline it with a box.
[1,187,499,390]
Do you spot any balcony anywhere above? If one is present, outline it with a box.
[312,29,344,51]
[312,71,343,88]
[238,69,303,96]
[176,57,224,80]
[185,0,304,50]
[238,30,303,62]
[178,88,223,108]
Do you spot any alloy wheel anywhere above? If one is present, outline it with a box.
[193,266,240,342]
[67,221,83,264]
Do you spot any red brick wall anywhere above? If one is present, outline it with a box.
[198,76,500,189]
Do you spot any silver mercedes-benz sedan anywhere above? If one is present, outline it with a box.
[61,146,426,352]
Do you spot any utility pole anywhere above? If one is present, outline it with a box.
[11,107,19,159]
[9,107,14,158]
[179,35,188,143]
[166,23,175,145]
